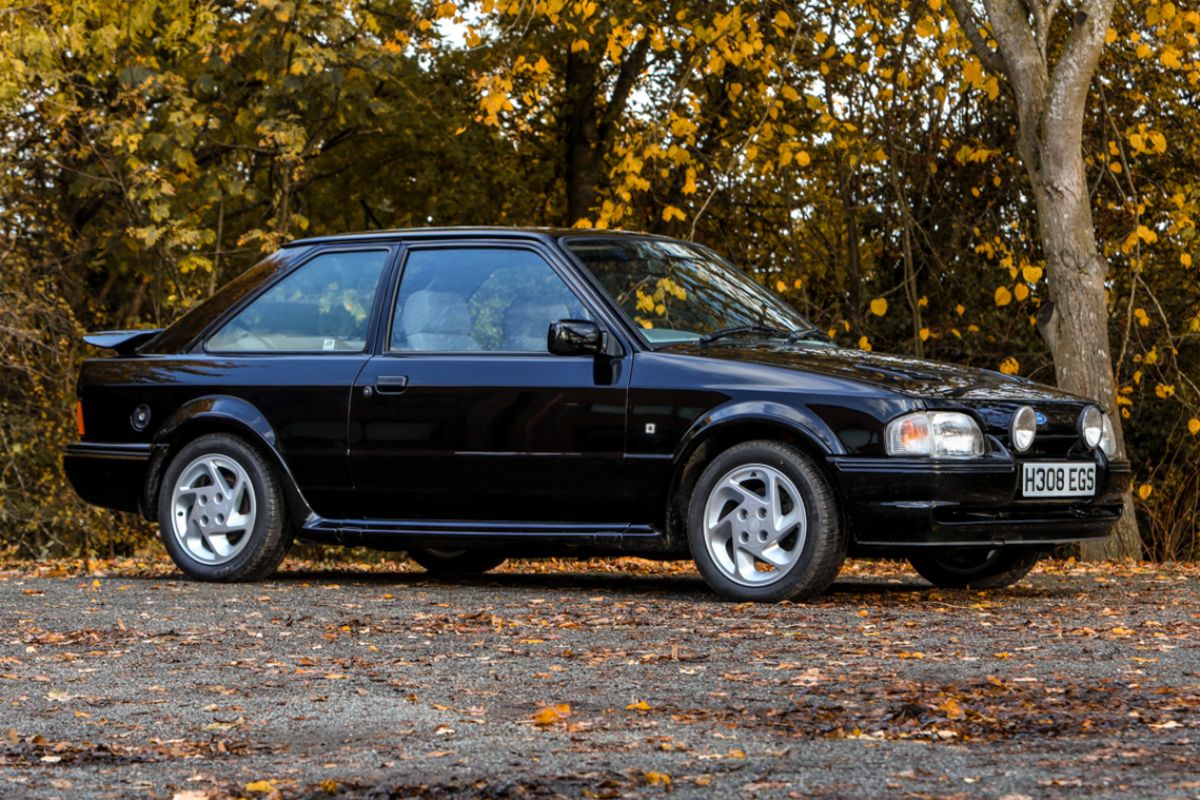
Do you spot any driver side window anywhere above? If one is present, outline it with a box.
[390,247,590,352]
[207,250,388,353]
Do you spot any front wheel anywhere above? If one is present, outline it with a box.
[687,441,846,602]
[158,433,291,582]
[407,548,506,575]
[908,548,1041,589]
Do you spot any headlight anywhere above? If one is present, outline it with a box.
[1010,406,1037,452]
[1099,412,1117,457]
[1079,405,1104,449]
[885,411,985,458]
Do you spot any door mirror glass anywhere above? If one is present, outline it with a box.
[548,319,605,356]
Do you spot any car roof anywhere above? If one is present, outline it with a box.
[283,226,673,248]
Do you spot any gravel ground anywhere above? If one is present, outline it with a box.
[1,557,1198,799]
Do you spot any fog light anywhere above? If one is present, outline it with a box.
[1010,406,1037,452]
[1079,405,1103,449]
[1099,412,1117,457]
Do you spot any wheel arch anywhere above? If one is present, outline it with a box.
[143,395,313,525]
[663,402,845,546]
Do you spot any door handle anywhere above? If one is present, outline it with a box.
[374,375,409,395]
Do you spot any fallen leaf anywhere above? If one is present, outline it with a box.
[532,703,570,725]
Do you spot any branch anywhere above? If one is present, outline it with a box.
[1047,0,1116,131]
[976,0,1051,145]
[947,0,1004,74]
[598,34,652,144]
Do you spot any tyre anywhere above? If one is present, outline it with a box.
[157,433,291,581]
[408,548,506,575]
[687,440,845,602]
[908,548,1041,589]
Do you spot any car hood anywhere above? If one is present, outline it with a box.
[664,341,1084,403]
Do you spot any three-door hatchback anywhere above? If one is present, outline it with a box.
[65,228,1130,600]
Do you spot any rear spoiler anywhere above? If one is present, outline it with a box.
[82,329,163,356]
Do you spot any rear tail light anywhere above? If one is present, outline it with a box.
[75,401,85,437]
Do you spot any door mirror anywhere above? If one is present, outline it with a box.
[548,319,606,356]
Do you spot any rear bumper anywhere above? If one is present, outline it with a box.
[63,442,153,514]
[829,454,1130,548]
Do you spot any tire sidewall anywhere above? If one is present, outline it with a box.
[687,442,842,602]
[407,548,506,575]
[158,434,282,581]
[909,548,1041,590]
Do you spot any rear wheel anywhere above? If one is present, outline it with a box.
[687,440,845,602]
[408,548,506,575]
[158,433,291,582]
[908,548,1041,589]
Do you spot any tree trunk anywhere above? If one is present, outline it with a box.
[563,50,600,226]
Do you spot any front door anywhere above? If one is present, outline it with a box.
[348,243,630,524]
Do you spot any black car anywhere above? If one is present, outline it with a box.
[64,228,1129,601]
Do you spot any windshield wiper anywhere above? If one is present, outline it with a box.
[699,324,791,345]
[785,327,829,344]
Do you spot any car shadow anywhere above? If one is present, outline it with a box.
[257,567,963,601]
[118,564,1078,602]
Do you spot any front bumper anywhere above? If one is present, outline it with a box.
[63,442,153,514]
[829,452,1130,548]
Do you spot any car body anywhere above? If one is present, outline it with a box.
[64,228,1131,599]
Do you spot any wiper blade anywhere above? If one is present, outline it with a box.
[698,324,790,345]
[785,327,829,344]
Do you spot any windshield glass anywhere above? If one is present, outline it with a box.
[565,237,824,347]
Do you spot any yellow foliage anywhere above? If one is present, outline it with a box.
[999,356,1020,375]
[869,297,888,316]
[994,286,1013,306]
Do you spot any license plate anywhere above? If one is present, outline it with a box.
[1021,462,1096,498]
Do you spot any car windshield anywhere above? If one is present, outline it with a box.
[564,237,826,347]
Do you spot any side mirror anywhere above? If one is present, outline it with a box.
[548,319,607,356]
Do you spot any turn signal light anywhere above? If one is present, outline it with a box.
[75,401,85,437]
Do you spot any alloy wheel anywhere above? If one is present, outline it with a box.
[702,463,807,586]
[169,453,257,565]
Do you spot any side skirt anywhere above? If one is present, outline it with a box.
[298,518,675,554]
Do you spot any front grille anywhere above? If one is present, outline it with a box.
[955,400,1090,458]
